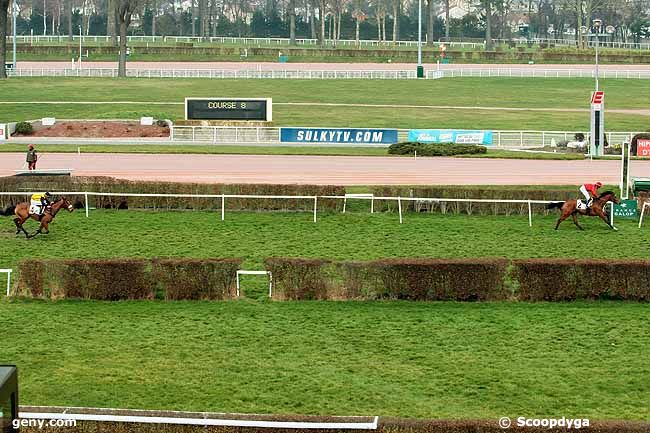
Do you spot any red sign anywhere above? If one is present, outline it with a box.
[638,139,650,157]
[591,91,605,104]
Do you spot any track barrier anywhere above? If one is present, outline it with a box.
[0,191,623,228]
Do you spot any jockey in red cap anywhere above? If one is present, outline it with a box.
[579,181,602,209]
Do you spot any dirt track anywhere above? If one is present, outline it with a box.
[2,153,648,185]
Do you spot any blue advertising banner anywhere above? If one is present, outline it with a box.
[408,129,493,145]
[281,128,398,144]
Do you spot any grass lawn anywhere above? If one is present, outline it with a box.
[2,211,649,420]
[1,211,647,272]
[0,300,648,420]
[1,77,649,130]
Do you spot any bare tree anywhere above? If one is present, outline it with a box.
[289,0,296,43]
[426,0,435,46]
[116,0,143,76]
[0,0,9,79]
[475,0,495,50]
[391,0,400,42]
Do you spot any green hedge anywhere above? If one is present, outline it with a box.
[388,142,487,156]
[513,259,650,301]
[153,258,241,300]
[266,258,650,302]
[265,258,509,301]
[15,258,241,300]
[370,185,583,216]
[0,176,344,212]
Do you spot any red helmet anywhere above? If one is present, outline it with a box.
[595,181,603,187]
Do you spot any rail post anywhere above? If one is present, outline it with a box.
[398,197,403,224]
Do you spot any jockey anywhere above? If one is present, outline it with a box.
[30,192,53,216]
[579,182,602,208]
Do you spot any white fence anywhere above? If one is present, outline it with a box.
[0,269,12,297]
[639,202,650,229]
[169,126,640,149]
[7,35,650,50]
[7,67,650,80]
[20,409,378,430]
[0,191,617,228]
[440,68,650,79]
[7,68,444,80]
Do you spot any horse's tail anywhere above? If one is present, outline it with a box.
[0,205,15,216]
[546,201,565,210]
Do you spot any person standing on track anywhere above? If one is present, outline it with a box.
[579,181,602,209]
[26,144,38,170]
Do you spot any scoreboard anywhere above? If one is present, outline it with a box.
[185,98,272,121]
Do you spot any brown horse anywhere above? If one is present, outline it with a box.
[546,191,620,231]
[10,196,74,238]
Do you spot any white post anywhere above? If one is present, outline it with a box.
[371,196,374,214]
[268,272,273,297]
[610,201,614,228]
[528,199,532,227]
[343,197,347,213]
[639,202,648,229]
[398,197,403,224]
[236,273,240,297]
[84,193,89,218]
[5,270,11,297]
[313,197,317,223]
[221,195,225,221]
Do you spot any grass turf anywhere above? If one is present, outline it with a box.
[1,77,649,130]
[1,210,649,420]
[1,210,648,272]
[0,299,649,420]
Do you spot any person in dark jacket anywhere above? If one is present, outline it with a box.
[26,144,38,170]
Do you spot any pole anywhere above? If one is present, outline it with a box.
[79,26,82,68]
[595,30,599,91]
[43,0,46,35]
[417,0,422,66]
[84,193,89,218]
[528,199,532,227]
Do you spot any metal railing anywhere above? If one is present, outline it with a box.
[440,68,650,79]
[7,67,649,80]
[7,68,444,80]
[169,126,640,149]
[7,35,650,50]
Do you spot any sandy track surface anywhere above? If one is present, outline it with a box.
[2,153,648,186]
[17,61,650,71]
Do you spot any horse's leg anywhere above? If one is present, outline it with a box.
[555,209,570,230]
[594,208,617,231]
[571,212,584,230]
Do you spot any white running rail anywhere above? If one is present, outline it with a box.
[0,269,12,297]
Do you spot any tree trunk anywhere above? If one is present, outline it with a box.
[66,0,72,41]
[355,18,359,46]
[108,0,117,46]
[382,15,386,41]
[0,0,8,79]
[426,0,434,46]
[392,0,397,42]
[444,0,449,40]
[289,0,296,44]
[484,0,493,50]
[319,0,325,46]
[152,0,157,35]
[376,13,380,41]
[118,19,128,76]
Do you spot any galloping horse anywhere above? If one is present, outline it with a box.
[546,191,620,231]
[10,196,74,238]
